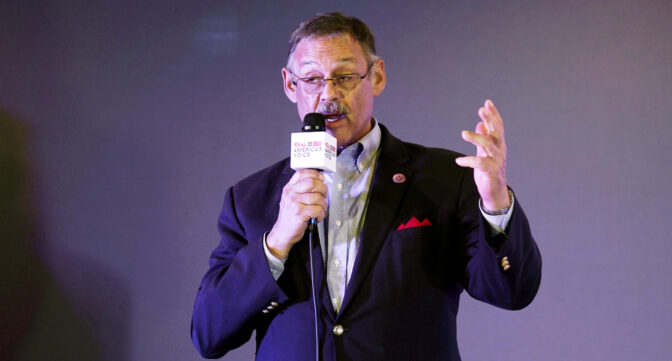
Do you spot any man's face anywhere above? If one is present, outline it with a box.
[282,34,386,150]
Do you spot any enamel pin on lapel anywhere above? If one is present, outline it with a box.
[392,173,406,183]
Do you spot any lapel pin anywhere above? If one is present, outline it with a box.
[392,173,406,184]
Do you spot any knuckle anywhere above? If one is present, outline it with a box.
[282,183,295,196]
[307,179,319,190]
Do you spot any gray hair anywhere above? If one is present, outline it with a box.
[287,12,379,68]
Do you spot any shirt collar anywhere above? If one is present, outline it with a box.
[339,118,381,173]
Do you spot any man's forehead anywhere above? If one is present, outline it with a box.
[291,34,366,68]
[297,56,357,67]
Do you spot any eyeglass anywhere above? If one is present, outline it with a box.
[289,62,375,94]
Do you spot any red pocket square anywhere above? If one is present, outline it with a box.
[397,217,432,230]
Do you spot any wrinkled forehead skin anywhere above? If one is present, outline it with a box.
[287,32,375,70]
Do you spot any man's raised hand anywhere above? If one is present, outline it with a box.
[455,99,510,210]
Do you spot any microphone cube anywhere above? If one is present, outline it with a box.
[290,131,337,173]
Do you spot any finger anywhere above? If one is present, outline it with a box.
[292,178,328,197]
[286,170,302,186]
[477,110,504,149]
[280,191,327,219]
[296,169,325,181]
[303,204,327,222]
[461,129,496,157]
[479,106,503,137]
[455,155,498,171]
[475,121,486,135]
[483,99,505,137]
[284,193,327,215]
[293,190,328,207]
[485,99,501,120]
[478,106,494,134]
[476,121,503,152]
[286,169,325,187]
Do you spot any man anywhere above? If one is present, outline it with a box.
[192,12,541,361]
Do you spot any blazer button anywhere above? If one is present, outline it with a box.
[262,309,269,314]
[270,301,279,307]
[501,256,511,271]
[332,325,344,336]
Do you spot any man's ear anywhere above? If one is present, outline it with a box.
[370,59,386,96]
[282,67,298,103]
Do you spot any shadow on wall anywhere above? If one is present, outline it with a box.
[0,110,131,361]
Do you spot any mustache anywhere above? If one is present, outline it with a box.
[315,101,349,115]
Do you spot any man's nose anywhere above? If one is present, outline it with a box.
[320,79,342,101]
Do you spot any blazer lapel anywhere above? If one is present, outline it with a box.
[338,125,411,316]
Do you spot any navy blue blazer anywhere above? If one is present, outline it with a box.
[191,124,542,361]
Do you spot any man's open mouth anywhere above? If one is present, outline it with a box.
[323,113,346,122]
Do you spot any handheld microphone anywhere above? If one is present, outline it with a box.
[290,113,337,173]
[291,113,335,361]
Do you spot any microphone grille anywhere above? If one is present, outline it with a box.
[302,113,326,132]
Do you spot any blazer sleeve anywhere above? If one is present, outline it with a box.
[190,186,290,359]
[457,169,542,310]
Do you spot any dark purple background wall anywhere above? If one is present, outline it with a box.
[2,0,670,360]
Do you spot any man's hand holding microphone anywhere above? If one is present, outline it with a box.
[266,113,337,260]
